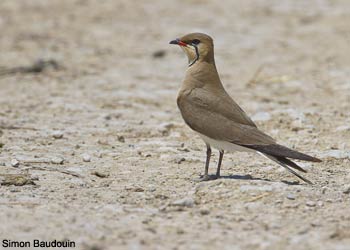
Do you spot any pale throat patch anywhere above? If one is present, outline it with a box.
[181,46,199,67]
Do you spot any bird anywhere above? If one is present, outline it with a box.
[169,32,321,184]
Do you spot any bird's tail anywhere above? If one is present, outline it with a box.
[263,154,313,184]
[238,143,320,184]
[244,144,321,162]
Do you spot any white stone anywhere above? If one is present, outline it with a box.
[52,130,64,139]
[306,201,316,207]
[51,157,64,164]
[171,197,194,207]
[82,154,91,162]
[11,159,20,167]
[286,194,296,200]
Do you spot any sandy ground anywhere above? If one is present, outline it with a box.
[0,0,350,249]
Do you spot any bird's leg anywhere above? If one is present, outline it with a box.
[196,144,211,181]
[203,144,211,178]
[216,150,224,178]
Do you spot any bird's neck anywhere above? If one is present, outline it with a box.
[183,61,224,90]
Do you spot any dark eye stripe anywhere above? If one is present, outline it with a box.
[192,39,200,45]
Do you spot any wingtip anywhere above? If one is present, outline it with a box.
[311,157,322,163]
[303,178,313,185]
[263,153,314,185]
[294,171,313,185]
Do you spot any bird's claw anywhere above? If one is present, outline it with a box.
[194,175,219,182]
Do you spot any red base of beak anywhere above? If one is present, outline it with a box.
[169,39,187,47]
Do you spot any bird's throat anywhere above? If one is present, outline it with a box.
[188,46,199,67]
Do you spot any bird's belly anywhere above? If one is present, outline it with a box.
[197,133,255,153]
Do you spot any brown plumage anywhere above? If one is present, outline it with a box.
[170,33,321,184]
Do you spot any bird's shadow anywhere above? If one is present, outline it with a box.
[203,174,302,186]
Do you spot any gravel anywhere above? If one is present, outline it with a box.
[0,1,349,250]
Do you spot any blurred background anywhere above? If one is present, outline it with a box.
[0,0,349,249]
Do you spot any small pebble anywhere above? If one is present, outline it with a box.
[155,194,169,200]
[343,186,350,194]
[82,154,91,162]
[51,157,64,164]
[176,228,185,234]
[133,187,144,192]
[171,197,194,208]
[117,135,125,143]
[10,187,19,192]
[306,201,316,207]
[174,157,186,164]
[286,194,296,200]
[311,221,321,227]
[152,50,166,58]
[11,159,20,167]
[104,114,112,120]
[91,171,109,178]
[97,139,109,145]
[158,123,174,136]
[177,147,190,152]
[52,130,64,139]
[199,208,210,215]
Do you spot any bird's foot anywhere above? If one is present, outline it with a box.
[194,175,219,182]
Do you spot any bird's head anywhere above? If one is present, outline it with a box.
[169,33,214,66]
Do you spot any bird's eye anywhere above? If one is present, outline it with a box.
[191,39,200,45]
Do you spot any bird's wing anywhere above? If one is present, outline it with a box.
[263,154,312,184]
[188,87,257,127]
[177,88,275,145]
[177,88,321,162]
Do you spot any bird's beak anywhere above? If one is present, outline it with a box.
[169,38,188,47]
